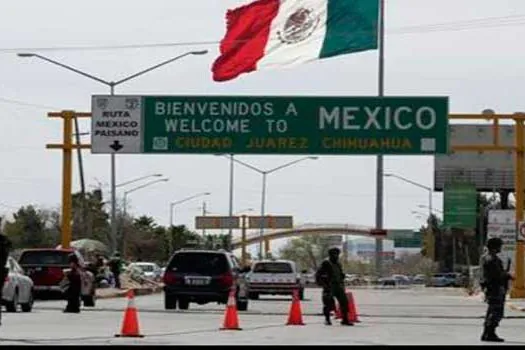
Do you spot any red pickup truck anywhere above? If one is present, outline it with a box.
[18,248,96,306]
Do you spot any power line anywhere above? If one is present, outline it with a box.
[0,97,60,110]
[1,14,524,54]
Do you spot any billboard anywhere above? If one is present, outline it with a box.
[434,124,515,191]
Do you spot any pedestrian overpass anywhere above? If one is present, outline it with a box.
[231,223,384,262]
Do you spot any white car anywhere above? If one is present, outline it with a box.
[246,259,305,300]
[3,256,34,312]
[128,262,162,281]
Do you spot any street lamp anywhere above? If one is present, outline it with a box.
[218,155,318,259]
[417,204,443,214]
[117,174,163,188]
[385,172,436,264]
[384,173,433,218]
[169,192,211,227]
[121,178,169,253]
[18,50,208,254]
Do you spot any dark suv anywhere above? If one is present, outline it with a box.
[163,250,249,311]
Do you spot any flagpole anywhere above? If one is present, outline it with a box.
[375,0,386,278]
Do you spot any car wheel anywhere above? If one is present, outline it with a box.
[164,295,177,310]
[248,292,259,300]
[6,290,18,313]
[178,298,190,310]
[237,299,248,311]
[21,292,34,313]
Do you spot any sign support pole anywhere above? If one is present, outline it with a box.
[511,118,525,298]
[448,112,525,298]
[241,215,247,266]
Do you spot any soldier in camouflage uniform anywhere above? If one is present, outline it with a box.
[315,246,353,326]
[480,237,513,342]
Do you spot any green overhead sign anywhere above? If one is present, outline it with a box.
[91,95,449,155]
[443,182,477,229]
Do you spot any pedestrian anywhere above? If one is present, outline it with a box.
[0,233,12,325]
[63,253,82,313]
[480,237,513,342]
[315,246,353,326]
[109,252,122,289]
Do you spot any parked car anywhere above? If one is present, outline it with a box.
[426,273,460,287]
[245,259,305,300]
[2,256,34,312]
[128,262,162,281]
[163,249,249,311]
[18,248,96,306]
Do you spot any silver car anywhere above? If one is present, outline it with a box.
[3,256,34,312]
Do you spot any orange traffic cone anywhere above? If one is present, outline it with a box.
[220,289,242,330]
[115,290,144,338]
[286,289,305,326]
[334,302,342,319]
[347,291,360,323]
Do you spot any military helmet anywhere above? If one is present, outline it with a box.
[486,237,503,250]
[328,246,341,254]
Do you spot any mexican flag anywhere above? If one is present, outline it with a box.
[212,0,379,82]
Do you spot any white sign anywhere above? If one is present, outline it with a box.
[91,95,143,154]
[434,124,516,191]
[487,210,523,270]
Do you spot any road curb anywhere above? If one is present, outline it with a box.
[96,286,163,300]
[507,302,525,312]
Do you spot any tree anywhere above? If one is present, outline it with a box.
[71,189,110,244]
[279,235,335,272]
[4,205,59,249]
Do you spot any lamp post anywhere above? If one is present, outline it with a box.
[385,172,436,262]
[218,155,318,259]
[117,173,163,188]
[169,192,211,228]
[18,50,208,254]
[122,178,169,254]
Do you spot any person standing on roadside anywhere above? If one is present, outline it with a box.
[315,246,353,326]
[0,233,12,325]
[480,237,513,342]
[109,252,122,289]
[64,253,82,313]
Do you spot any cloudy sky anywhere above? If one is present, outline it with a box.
[1,0,524,252]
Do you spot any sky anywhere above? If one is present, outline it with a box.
[1,0,524,253]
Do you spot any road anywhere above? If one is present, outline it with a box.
[2,286,525,345]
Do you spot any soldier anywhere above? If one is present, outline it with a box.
[480,237,513,342]
[109,252,123,289]
[315,246,353,326]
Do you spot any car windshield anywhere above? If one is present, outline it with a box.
[168,253,229,275]
[19,250,70,266]
[136,264,155,272]
[253,262,293,273]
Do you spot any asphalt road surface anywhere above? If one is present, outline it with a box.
[2,286,525,345]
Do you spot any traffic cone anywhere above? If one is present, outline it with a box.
[220,288,242,330]
[334,302,342,319]
[115,289,144,338]
[347,291,360,323]
[286,289,305,326]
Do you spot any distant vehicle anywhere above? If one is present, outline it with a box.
[392,274,411,286]
[128,262,162,281]
[378,277,397,287]
[245,260,304,300]
[163,250,249,311]
[18,248,96,305]
[2,256,34,312]
[411,274,426,284]
[427,273,459,287]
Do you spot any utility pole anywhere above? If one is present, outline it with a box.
[46,110,91,249]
